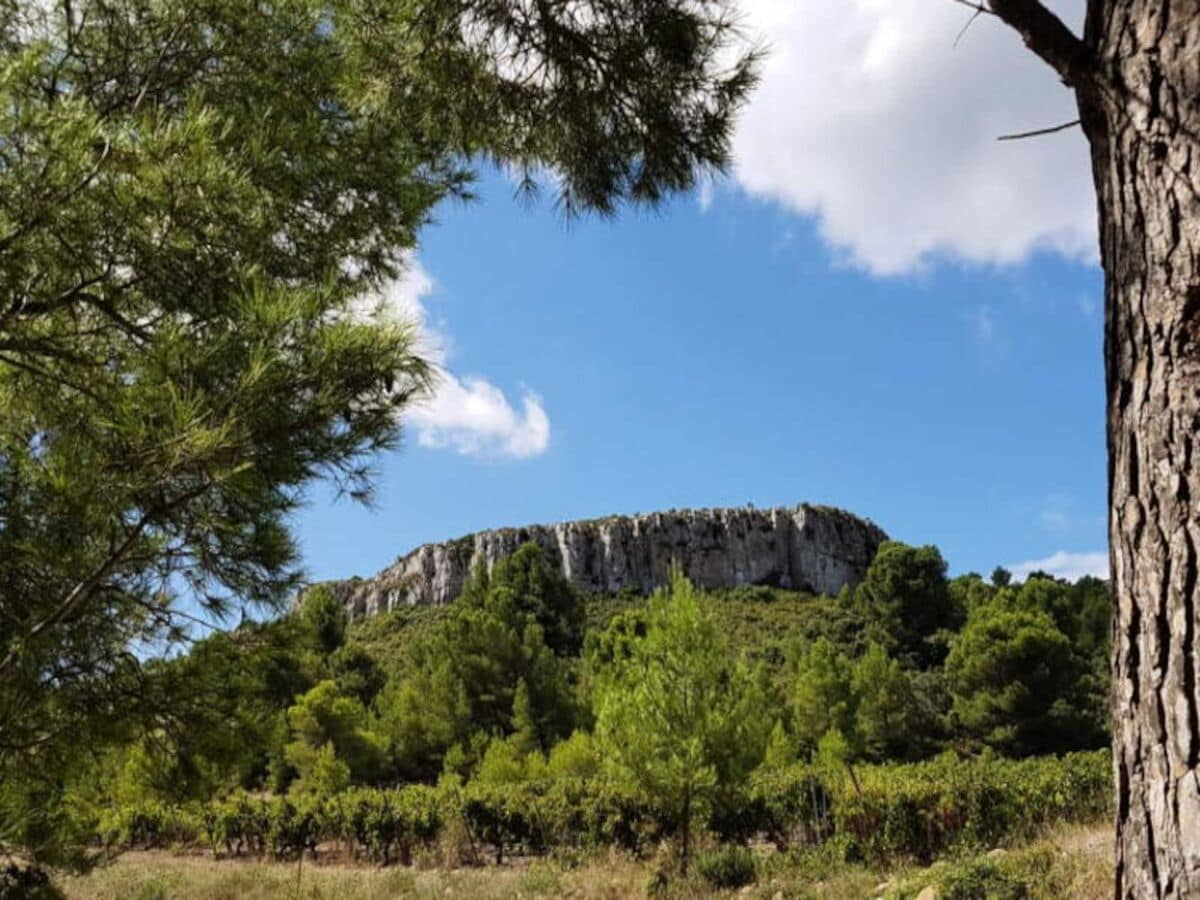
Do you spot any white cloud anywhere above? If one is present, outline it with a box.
[408,379,550,459]
[730,0,1096,275]
[1010,550,1109,582]
[370,260,551,460]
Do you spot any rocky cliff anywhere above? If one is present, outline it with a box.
[325,503,888,619]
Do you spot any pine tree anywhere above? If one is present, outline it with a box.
[593,572,769,872]
[0,0,756,867]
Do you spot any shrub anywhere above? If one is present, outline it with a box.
[938,860,1031,900]
[696,845,757,889]
[325,785,441,865]
[460,782,542,864]
[264,796,321,859]
[203,791,268,857]
[832,751,1110,863]
[0,865,62,900]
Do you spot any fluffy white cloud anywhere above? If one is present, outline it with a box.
[370,260,551,460]
[408,378,550,459]
[1009,550,1109,582]
[730,0,1096,275]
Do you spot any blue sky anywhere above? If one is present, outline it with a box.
[295,0,1107,586]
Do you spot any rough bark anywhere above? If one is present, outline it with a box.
[1077,2,1200,896]
[986,1,1200,895]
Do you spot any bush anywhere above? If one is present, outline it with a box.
[725,766,831,848]
[0,865,62,900]
[901,847,1061,900]
[832,751,1110,863]
[696,845,757,889]
[938,861,1031,900]
[460,782,543,864]
[98,800,202,849]
[325,785,441,864]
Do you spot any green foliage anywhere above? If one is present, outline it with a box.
[593,571,771,870]
[762,720,797,771]
[792,639,858,754]
[327,645,387,707]
[740,766,831,850]
[935,855,1045,900]
[458,781,552,864]
[853,643,925,760]
[856,542,958,665]
[0,865,62,900]
[462,544,586,656]
[0,0,755,866]
[324,785,440,865]
[95,749,1111,874]
[891,845,1071,900]
[696,845,757,889]
[474,734,546,786]
[792,640,925,762]
[284,681,386,785]
[945,601,1098,756]
[375,657,471,782]
[832,751,1110,864]
[378,545,579,779]
[299,587,348,657]
[293,744,352,799]
[546,732,602,782]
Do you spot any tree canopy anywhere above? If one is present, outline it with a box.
[0,0,757,868]
[592,571,771,871]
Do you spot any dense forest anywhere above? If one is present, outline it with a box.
[12,538,1113,892]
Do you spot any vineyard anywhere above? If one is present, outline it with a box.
[97,751,1111,870]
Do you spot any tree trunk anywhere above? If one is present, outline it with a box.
[1078,3,1200,896]
[680,790,691,875]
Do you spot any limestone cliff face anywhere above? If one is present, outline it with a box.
[325,504,887,619]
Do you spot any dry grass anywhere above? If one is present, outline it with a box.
[58,849,651,900]
[57,824,1114,900]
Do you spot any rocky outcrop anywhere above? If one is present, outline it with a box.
[324,503,888,619]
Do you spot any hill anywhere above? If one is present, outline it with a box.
[322,502,887,618]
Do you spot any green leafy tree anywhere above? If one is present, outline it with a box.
[851,643,922,761]
[546,731,601,782]
[461,543,586,656]
[949,573,998,617]
[855,542,958,665]
[792,639,923,763]
[299,587,348,658]
[791,638,857,755]
[761,720,796,771]
[375,657,471,781]
[293,743,351,798]
[509,680,541,757]
[593,572,770,872]
[945,602,1090,756]
[328,645,386,707]
[379,545,580,777]
[0,0,755,868]
[284,681,386,785]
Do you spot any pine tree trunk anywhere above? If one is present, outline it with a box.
[1078,4,1200,895]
